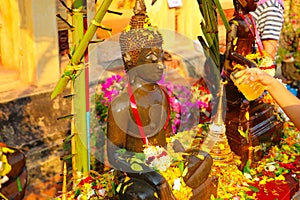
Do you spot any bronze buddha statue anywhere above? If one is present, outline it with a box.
[106,0,217,199]
[222,0,283,169]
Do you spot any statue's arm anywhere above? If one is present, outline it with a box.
[225,22,238,60]
[224,20,256,75]
[223,21,239,76]
[106,104,134,172]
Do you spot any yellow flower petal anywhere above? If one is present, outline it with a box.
[245,111,250,121]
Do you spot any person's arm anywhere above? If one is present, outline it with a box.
[241,68,300,130]
[264,78,300,130]
[254,1,284,60]
[262,39,279,61]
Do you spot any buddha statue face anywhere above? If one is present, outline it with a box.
[129,47,164,83]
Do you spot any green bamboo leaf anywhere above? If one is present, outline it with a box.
[63,133,76,142]
[51,76,70,100]
[203,0,212,32]
[112,181,116,195]
[243,160,251,174]
[57,114,74,120]
[198,35,209,51]
[107,10,123,15]
[17,177,22,192]
[198,0,221,69]
[213,0,230,32]
[99,25,112,31]
[63,94,75,99]
[203,31,214,47]
[63,142,71,151]
[60,154,75,161]
[90,39,105,43]
[74,189,81,197]
[248,185,259,192]
[178,161,184,174]
[56,14,74,30]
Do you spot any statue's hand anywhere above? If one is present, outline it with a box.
[183,150,213,189]
[230,52,257,68]
[158,180,176,200]
[171,139,185,152]
[127,170,176,199]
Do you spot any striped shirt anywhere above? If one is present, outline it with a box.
[251,0,284,41]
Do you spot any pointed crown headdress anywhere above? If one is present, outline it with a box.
[119,0,163,71]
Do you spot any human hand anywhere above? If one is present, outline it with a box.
[234,68,275,88]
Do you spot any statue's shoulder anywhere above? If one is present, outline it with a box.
[158,84,168,95]
[110,92,130,111]
[229,15,242,26]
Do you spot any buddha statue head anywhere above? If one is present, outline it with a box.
[233,0,258,13]
[119,0,164,74]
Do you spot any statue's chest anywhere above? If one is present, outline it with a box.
[134,90,164,107]
[127,89,169,138]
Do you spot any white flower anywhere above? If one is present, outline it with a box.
[173,178,181,191]
[244,173,252,180]
[270,165,276,172]
[265,163,276,172]
[143,146,171,172]
[0,176,9,185]
[98,188,105,196]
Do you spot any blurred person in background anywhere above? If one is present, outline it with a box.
[251,0,285,60]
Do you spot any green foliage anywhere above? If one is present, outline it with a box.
[248,185,259,193]
[197,0,229,71]
[277,1,300,64]
[243,160,251,174]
